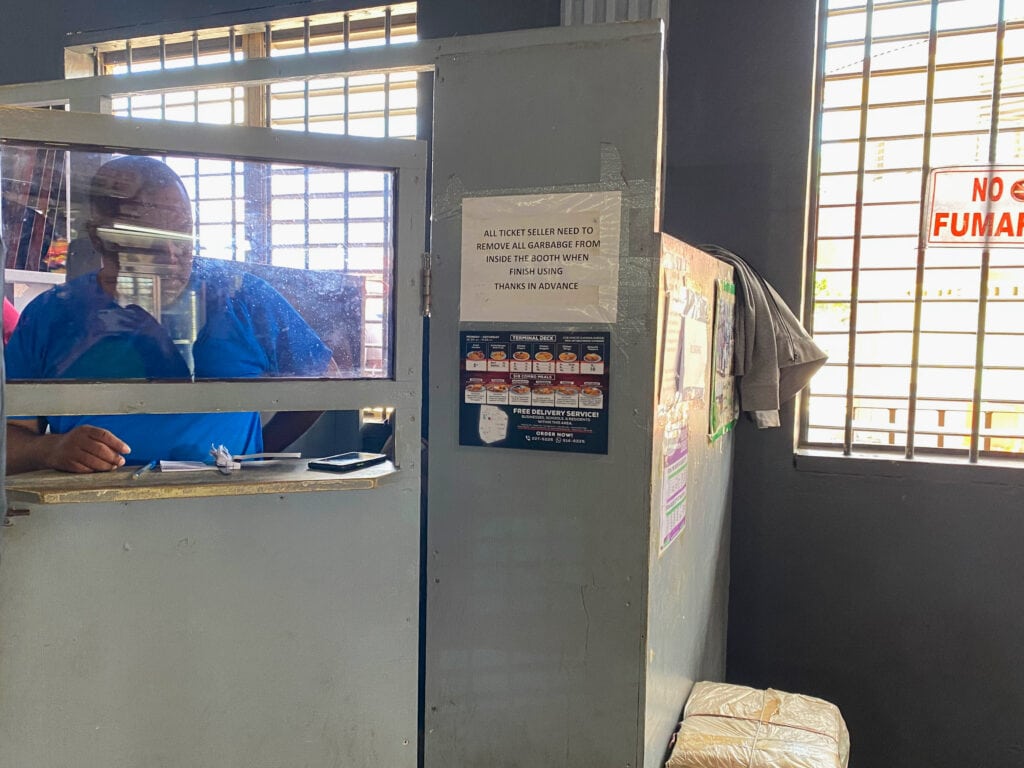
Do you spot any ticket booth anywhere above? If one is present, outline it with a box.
[0,21,733,768]
[0,110,427,767]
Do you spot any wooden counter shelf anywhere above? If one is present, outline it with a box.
[5,460,398,505]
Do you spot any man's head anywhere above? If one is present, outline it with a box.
[88,155,195,305]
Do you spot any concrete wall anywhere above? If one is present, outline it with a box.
[2,2,1022,767]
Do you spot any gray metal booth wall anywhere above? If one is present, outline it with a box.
[0,112,426,767]
[425,24,733,768]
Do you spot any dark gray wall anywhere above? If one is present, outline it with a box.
[666,3,1024,768]
[2,2,1022,767]
[0,1,263,85]
[416,0,559,38]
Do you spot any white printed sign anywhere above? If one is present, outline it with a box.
[460,191,622,322]
[927,166,1024,247]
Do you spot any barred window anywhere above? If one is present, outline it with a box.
[63,2,417,377]
[804,0,1024,461]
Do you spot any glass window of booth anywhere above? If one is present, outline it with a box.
[60,2,418,376]
[1,142,394,382]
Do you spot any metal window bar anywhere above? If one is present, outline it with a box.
[344,12,351,136]
[191,32,201,247]
[906,0,939,459]
[303,17,312,271]
[380,169,393,375]
[343,172,351,273]
[970,0,1007,462]
[125,41,133,117]
[800,0,831,448]
[344,12,351,273]
[303,17,311,135]
[384,7,392,138]
[264,23,272,127]
[378,8,393,374]
[159,37,167,121]
[842,0,874,455]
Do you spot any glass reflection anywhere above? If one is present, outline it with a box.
[2,144,395,472]
[2,143,394,382]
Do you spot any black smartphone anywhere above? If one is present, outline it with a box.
[307,451,388,473]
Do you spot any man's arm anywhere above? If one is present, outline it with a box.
[6,419,132,474]
[259,359,339,452]
[261,411,324,453]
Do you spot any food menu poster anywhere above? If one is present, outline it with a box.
[459,330,610,454]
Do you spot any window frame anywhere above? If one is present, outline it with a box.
[61,0,411,55]
[800,0,1024,466]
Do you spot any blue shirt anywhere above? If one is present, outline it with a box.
[6,259,332,464]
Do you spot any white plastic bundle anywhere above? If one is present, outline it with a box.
[666,682,850,768]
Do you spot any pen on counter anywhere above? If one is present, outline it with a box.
[130,459,159,481]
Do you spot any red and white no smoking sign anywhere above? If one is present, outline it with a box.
[927,166,1024,247]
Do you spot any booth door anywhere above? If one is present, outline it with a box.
[0,106,426,768]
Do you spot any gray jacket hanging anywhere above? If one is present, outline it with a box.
[700,245,828,429]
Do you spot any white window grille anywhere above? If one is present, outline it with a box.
[65,2,417,377]
[804,0,1024,462]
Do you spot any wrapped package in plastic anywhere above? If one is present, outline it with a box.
[666,681,850,768]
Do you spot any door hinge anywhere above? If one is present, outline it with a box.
[4,507,30,526]
[422,252,433,318]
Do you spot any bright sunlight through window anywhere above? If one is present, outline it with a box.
[805,0,1024,462]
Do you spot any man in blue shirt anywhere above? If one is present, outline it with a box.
[6,156,334,473]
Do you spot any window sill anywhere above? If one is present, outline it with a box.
[5,460,397,505]
[794,448,1022,486]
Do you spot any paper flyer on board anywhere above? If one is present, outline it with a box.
[659,422,688,554]
[709,278,738,441]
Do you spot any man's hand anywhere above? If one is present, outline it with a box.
[49,426,132,473]
[6,421,131,474]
